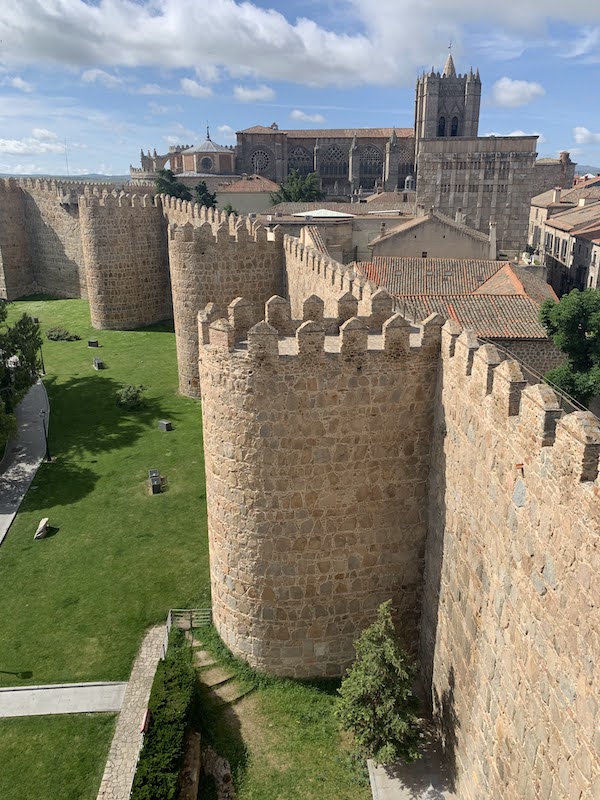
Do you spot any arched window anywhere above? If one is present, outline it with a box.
[321,145,348,177]
[359,145,383,190]
[288,146,313,177]
[438,116,446,137]
[451,116,459,137]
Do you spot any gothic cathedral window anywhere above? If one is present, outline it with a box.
[451,116,459,137]
[438,117,446,137]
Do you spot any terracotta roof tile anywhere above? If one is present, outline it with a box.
[237,126,413,139]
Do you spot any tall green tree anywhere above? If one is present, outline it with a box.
[271,169,325,204]
[0,303,42,450]
[336,600,423,765]
[539,289,600,405]
[193,181,217,209]
[154,168,192,201]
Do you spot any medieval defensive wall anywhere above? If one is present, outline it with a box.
[0,175,598,799]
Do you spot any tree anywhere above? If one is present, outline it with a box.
[336,600,423,765]
[271,169,325,204]
[154,168,192,201]
[193,181,217,209]
[222,202,238,217]
[539,289,600,405]
[0,303,42,450]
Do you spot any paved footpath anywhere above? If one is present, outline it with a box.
[0,380,49,547]
[96,625,165,800]
[0,682,127,718]
[368,738,457,800]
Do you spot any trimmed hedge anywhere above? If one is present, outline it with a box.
[130,627,196,800]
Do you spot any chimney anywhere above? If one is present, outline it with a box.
[380,222,386,236]
[489,221,497,260]
[579,198,587,207]
[552,187,561,203]
[455,208,466,225]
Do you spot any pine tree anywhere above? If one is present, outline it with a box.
[336,600,423,765]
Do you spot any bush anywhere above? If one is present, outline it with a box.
[45,326,80,341]
[130,627,196,800]
[115,384,144,410]
[336,600,423,765]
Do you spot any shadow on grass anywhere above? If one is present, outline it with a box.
[20,373,174,510]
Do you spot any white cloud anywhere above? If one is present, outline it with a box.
[573,127,600,145]
[148,101,170,115]
[180,78,212,98]
[290,109,325,123]
[138,83,169,95]
[0,129,65,155]
[81,68,123,89]
[10,76,34,92]
[1,1,600,88]
[485,129,546,144]
[0,162,47,174]
[234,84,275,102]
[217,124,236,142]
[490,77,545,107]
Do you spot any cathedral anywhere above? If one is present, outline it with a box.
[131,52,575,252]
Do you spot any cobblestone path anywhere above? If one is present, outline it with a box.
[96,625,165,800]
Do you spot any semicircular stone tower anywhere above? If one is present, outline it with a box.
[199,294,444,677]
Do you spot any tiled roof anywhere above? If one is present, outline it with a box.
[365,191,416,209]
[355,258,556,340]
[183,138,231,154]
[238,126,413,139]
[401,295,549,339]
[531,183,600,208]
[545,202,600,232]
[220,174,280,193]
[474,264,557,305]
[358,257,502,295]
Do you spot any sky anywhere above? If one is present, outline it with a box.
[1,0,600,176]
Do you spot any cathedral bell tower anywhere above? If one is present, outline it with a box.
[414,49,481,156]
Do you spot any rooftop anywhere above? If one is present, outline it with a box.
[369,209,490,247]
[238,125,413,139]
[219,174,280,193]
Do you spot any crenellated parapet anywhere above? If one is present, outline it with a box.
[422,319,600,800]
[283,234,382,320]
[167,218,284,396]
[198,293,443,677]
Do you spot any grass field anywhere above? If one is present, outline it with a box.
[0,297,209,687]
[0,714,116,800]
[195,626,371,800]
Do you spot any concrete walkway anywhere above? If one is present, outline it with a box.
[0,682,127,718]
[368,739,457,800]
[0,380,49,547]
[96,625,165,800]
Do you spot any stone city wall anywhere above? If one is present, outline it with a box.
[167,209,283,396]
[199,292,444,677]
[421,322,599,800]
[21,180,87,298]
[0,179,34,299]
[80,192,171,330]
[284,235,384,321]
[494,337,566,377]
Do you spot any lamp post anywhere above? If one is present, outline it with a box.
[40,408,51,462]
[39,342,45,376]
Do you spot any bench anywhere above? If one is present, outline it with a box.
[34,518,49,540]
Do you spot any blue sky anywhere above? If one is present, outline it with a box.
[1,0,600,175]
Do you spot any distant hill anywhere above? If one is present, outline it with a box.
[575,164,600,176]
[0,173,131,182]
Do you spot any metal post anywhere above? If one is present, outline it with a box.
[39,344,45,376]
[40,409,51,462]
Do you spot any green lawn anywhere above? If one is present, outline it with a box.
[195,626,371,800]
[0,297,209,687]
[0,714,116,800]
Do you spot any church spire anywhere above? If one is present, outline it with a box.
[442,44,456,78]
